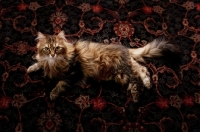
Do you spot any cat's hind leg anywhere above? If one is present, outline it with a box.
[127,82,139,103]
[50,80,68,100]
[130,59,151,89]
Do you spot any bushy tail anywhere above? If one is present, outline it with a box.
[129,37,179,63]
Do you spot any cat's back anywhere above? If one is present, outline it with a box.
[74,40,127,55]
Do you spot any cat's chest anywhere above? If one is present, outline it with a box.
[41,58,61,68]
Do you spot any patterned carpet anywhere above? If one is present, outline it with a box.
[0,0,200,131]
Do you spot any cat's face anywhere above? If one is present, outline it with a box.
[36,31,67,60]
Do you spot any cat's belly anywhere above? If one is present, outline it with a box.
[81,60,122,81]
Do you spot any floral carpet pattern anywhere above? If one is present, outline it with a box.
[0,0,200,132]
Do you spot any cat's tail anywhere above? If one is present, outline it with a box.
[129,37,179,63]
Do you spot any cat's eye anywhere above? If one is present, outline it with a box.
[44,47,50,51]
[55,46,61,51]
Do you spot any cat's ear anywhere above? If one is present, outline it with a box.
[36,32,46,41]
[57,30,66,40]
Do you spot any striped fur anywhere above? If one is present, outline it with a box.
[27,31,178,102]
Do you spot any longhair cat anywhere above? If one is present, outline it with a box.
[27,31,178,102]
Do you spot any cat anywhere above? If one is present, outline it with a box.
[27,31,178,102]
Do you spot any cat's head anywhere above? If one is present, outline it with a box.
[35,31,75,62]
[35,31,67,59]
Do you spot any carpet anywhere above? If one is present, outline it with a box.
[0,0,200,131]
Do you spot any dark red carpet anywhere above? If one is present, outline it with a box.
[0,0,200,131]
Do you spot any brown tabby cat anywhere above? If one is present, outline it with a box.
[27,31,178,102]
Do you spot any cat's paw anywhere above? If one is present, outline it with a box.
[143,74,151,89]
[27,63,39,73]
[127,83,139,103]
[27,66,35,73]
[140,67,151,89]
[50,88,59,100]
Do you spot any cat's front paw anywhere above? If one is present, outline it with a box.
[27,63,39,73]
[27,66,35,73]
[50,88,59,100]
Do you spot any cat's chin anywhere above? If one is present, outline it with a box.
[47,56,57,64]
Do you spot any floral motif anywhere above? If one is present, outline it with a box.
[121,122,145,132]
[142,6,153,14]
[37,110,62,132]
[92,5,103,13]
[196,3,200,11]
[17,3,29,11]
[53,27,61,34]
[169,95,182,108]
[12,94,27,108]
[153,6,164,14]
[182,95,194,107]
[75,95,90,109]
[156,97,169,109]
[114,21,134,38]
[11,41,29,55]
[90,97,106,111]
[0,96,12,109]
[78,3,91,12]
[29,2,41,11]
[50,11,68,33]
[190,34,200,42]
[182,1,195,10]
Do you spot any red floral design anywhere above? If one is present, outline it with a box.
[183,95,194,107]
[50,11,68,33]
[142,6,153,14]
[92,5,103,13]
[37,110,62,132]
[75,95,90,109]
[90,97,106,111]
[17,3,28,12]
[114,21,134,38]
[196,3,200,11]
[53,27,61,34]
[54,17,62,24]
[156,97,169,109]
[170,95,182,108]
[0,96,12,109]
[12,41,29,56]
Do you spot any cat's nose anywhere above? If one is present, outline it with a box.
[51,54,55,57]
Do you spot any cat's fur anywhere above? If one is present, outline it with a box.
[27,31,178,102]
